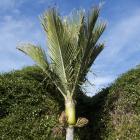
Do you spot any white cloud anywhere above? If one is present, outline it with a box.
[95,9,140,74]
[84,75,115,96]
[90,9,140,94]
[93,76,115,86]
[101,10,140,63]
[0,15,45,72]
[83,72,116,96]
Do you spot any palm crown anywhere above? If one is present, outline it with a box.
[18,7,106,139]
[17,7,106,100]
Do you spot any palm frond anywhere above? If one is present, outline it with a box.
[91,22,106,46]
[80,43,104,82]
[41,9,79,94]
[17,43,67,98]
[71,7,106,94]
[87,6,100,42]
[79,23,106,81]
[17,44,49,71]
[18,6,106,97]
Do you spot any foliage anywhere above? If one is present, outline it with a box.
[89,67,140,140]
[17,7,106,98]
[0,66,64,140]
[0,66,140,139]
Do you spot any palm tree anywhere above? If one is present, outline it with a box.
[17,6,106,140]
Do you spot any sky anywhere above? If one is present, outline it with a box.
[0,0,140,95]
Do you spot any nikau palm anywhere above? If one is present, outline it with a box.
[17,6,106,140]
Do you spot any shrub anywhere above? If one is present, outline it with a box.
[0,66,64,140]
[0,66,140,140]
[90,67,140,140]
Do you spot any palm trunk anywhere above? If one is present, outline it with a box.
[65,97,76,140]
[66,126,74,140]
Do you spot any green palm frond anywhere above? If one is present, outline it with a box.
[78,23,106,82]
[71,7,106,94]
[87,6,100,40]
[18,6,106,97]
[91,22,106,46]
[79,43,104,82]
[17,44,49,71]
[41,9,79,94]
[17,43,67,98]
[65,9,85,39]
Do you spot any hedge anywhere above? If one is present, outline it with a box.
[0,66,140,140]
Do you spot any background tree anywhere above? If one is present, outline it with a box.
[17,6,106,140]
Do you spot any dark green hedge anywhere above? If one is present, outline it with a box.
[0,66,140,140]
[90,67,140,140]
[0,66,65,140]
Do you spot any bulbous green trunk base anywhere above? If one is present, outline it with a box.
[65,97,76,140]
[65,98,76,125]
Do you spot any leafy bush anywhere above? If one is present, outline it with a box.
[0,66,64,140]
[0,66,140,140]
[90,67,140,140]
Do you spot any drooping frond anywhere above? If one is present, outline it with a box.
[17,44,67,98]
[17,44,49,71]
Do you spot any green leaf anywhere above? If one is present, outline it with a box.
[41,9,78,94]
[18,6,106,97]
[17,44,49,71]
[17,44,67,97]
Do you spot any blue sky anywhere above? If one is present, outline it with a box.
[0,0,140,95]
